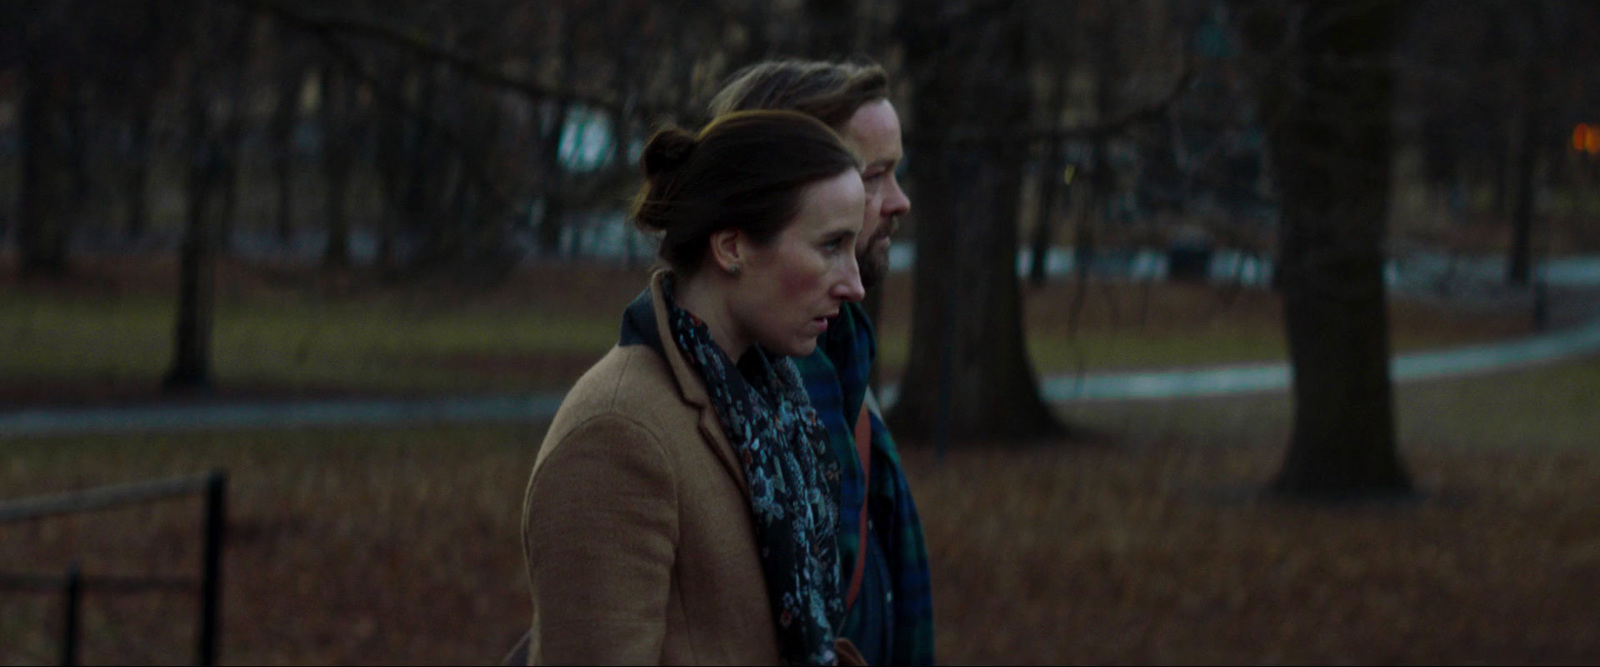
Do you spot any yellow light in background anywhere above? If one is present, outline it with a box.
[1063,165,1076,185]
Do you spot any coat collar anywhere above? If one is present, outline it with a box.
[620,270,748,495]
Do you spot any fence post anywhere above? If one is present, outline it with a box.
[197,470,227,667]
[60,564,82,667]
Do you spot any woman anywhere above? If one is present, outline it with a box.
[521,111,868,665]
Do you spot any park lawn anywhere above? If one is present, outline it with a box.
[0,257,1533,404]
[3,354,1599,664]
[873,275,1533,377]
[0,259,648,401]
[0,288,618,395]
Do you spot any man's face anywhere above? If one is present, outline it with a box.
[840,99,909,291]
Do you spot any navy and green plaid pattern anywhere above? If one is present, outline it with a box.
[797,301,935,666]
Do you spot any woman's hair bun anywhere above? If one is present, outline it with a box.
[640,127,697,180]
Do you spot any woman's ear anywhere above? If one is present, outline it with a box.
[708,228,745,276]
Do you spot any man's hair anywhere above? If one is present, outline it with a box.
[707,58,889,130]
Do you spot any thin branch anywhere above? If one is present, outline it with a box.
[912,63,1195,150]
[233,0,663,116]
[303,24,528,229]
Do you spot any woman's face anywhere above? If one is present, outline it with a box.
[728,170,867,358]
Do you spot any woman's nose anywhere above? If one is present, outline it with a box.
[834,257,866,303]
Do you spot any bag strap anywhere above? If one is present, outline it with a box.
[844,398,873,610]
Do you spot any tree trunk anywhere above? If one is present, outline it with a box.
[17,4,73,278]
[1028,70,1070,289]
[398,67,444,267]
[269,48,303,245]
[1507,5,1545,287]
[373,66,407,271]
[215,79,247,256]
[1257,1,1411,499]
[124,104,152,241]
[165,40,219,392]
[533,11,578,257]
[1492,125,1512,221]
[888,6,1063,443]
[165,155,217,391]
[321,65,352,269]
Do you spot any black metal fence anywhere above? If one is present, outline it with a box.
[0,470,228,666]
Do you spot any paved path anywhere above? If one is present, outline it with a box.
[6,313,1600,438]
[1030,316,1600,402]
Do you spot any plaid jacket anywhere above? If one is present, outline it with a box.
[797,301,935,665]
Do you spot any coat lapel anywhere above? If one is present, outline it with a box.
[648,271,751,498]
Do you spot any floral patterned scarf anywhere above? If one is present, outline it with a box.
[664,286,845,666]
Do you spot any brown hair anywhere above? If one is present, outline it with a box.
[707,58,889,130]
[631,111,861,274]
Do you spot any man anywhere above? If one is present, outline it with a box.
[709,59,933,666]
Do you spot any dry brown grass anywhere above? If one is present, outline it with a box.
[5,372,1600,666]
[1,426,547,666]
[908,440,1600,664]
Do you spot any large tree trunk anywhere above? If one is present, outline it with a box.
[888,5,1063,443]
[1257,1,1411,499]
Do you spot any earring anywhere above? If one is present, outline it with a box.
[728,263,741,276]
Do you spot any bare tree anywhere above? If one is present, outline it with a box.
[890,0,1064,443]
[165,1,234,391]
[1245,0,1413,499]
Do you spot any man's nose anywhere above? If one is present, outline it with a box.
[884,177,911,218]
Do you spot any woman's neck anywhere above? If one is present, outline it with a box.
[673,273,749,360]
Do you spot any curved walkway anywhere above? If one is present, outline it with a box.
[6,315,1600,438]
[1032,316,1600,402]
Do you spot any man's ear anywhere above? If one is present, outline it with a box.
[708,228,745,275]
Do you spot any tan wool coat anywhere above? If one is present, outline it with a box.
[520,273,780,665]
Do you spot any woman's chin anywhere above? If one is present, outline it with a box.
[776,338,819,359]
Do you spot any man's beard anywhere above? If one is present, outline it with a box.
[857,238,890,291]
[857,218,898,290]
